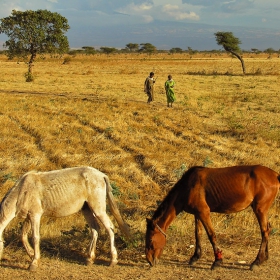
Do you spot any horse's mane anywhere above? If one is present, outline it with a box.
[152,166,203,223]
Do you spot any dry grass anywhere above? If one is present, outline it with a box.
[0,52,280,263]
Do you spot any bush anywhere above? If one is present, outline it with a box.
[63,56,72,64]
[25,72,34,82]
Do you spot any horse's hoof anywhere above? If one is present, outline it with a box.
[85,259,94,266]
[250,263,260,271]
[189,257,198,266]
[28,264,38,272]
[211,260,223,270]
[109,259,118,267]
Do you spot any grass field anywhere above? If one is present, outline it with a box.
[0,52,280,271]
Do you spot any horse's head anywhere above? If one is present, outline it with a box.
[145,218,166,266]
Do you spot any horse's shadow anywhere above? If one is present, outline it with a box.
[0,259,28,271]
[1,235,137,270]
[160,258,250,271]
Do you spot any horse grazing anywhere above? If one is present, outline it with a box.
[145,165,280,270]
[0,167,130,271]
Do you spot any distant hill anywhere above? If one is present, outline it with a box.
[68,20,280,51]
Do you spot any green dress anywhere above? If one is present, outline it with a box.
[165,79,176,103]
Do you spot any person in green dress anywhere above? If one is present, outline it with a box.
[165,75,176,107]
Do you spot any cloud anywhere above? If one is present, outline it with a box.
[117,3,153,14]
[52,0,154,14]
[0,2,23,18]
[131,3,153,12]
[0,0,56,18]
[182,0,217,6]
[162,4,199,20]
[142,15,154,23]
[220,0,255,13]
[182,0,256,12]
[114,3,155,24]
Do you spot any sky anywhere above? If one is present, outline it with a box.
[0,0,279,50]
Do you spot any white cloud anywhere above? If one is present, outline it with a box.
[162,4,199,20]
[142,15,154,23]
[0,0,57,18]
[132,3,153,11]
[0,5,20,18]
[117,3,153,14]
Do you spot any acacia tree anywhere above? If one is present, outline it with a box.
[139,43,157,54]
[214,31,246,74]
[100,47,117,55]
[82,46,96,55]
[125,43,139,52]
[169,47,183,54]
[0,9,70,81]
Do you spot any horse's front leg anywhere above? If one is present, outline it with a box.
[0,207,16,261]
[28,214,42,271]
[199,208,223,270]
[189,217,203,265]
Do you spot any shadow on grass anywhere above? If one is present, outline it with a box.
[2,230,142,270]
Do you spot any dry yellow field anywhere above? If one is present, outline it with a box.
[0,53,280,279]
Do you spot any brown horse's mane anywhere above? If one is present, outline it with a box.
[152,166,203,223]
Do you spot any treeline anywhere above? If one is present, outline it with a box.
[65,44,280,56]
[0,44,278,56]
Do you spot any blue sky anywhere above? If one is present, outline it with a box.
[0,0,279,50]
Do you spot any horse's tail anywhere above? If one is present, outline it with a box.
[0,176,22,220]
[0,171,37,220]
[104,176,131,239]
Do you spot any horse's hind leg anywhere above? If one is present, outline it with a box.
[93,211,118,266]
[189,217,203,265]
[21,218,34,259]
[81,205,100,265]
[250,206,272,270]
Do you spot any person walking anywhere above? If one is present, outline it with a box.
[165,75,176,107]
[144,72,156,104]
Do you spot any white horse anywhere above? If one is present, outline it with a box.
[0,166,130,271]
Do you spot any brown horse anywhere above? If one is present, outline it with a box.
[145,165,280,270]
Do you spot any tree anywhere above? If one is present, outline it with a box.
[100,47,117,55]
[82,46,96,55]
[0,9,70,81]
[214,31,246,74]
[251,48,260,54]
[125,43,139,52]
[187,46,198,55]
[169,47,183,54]
[139,43,157,54]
